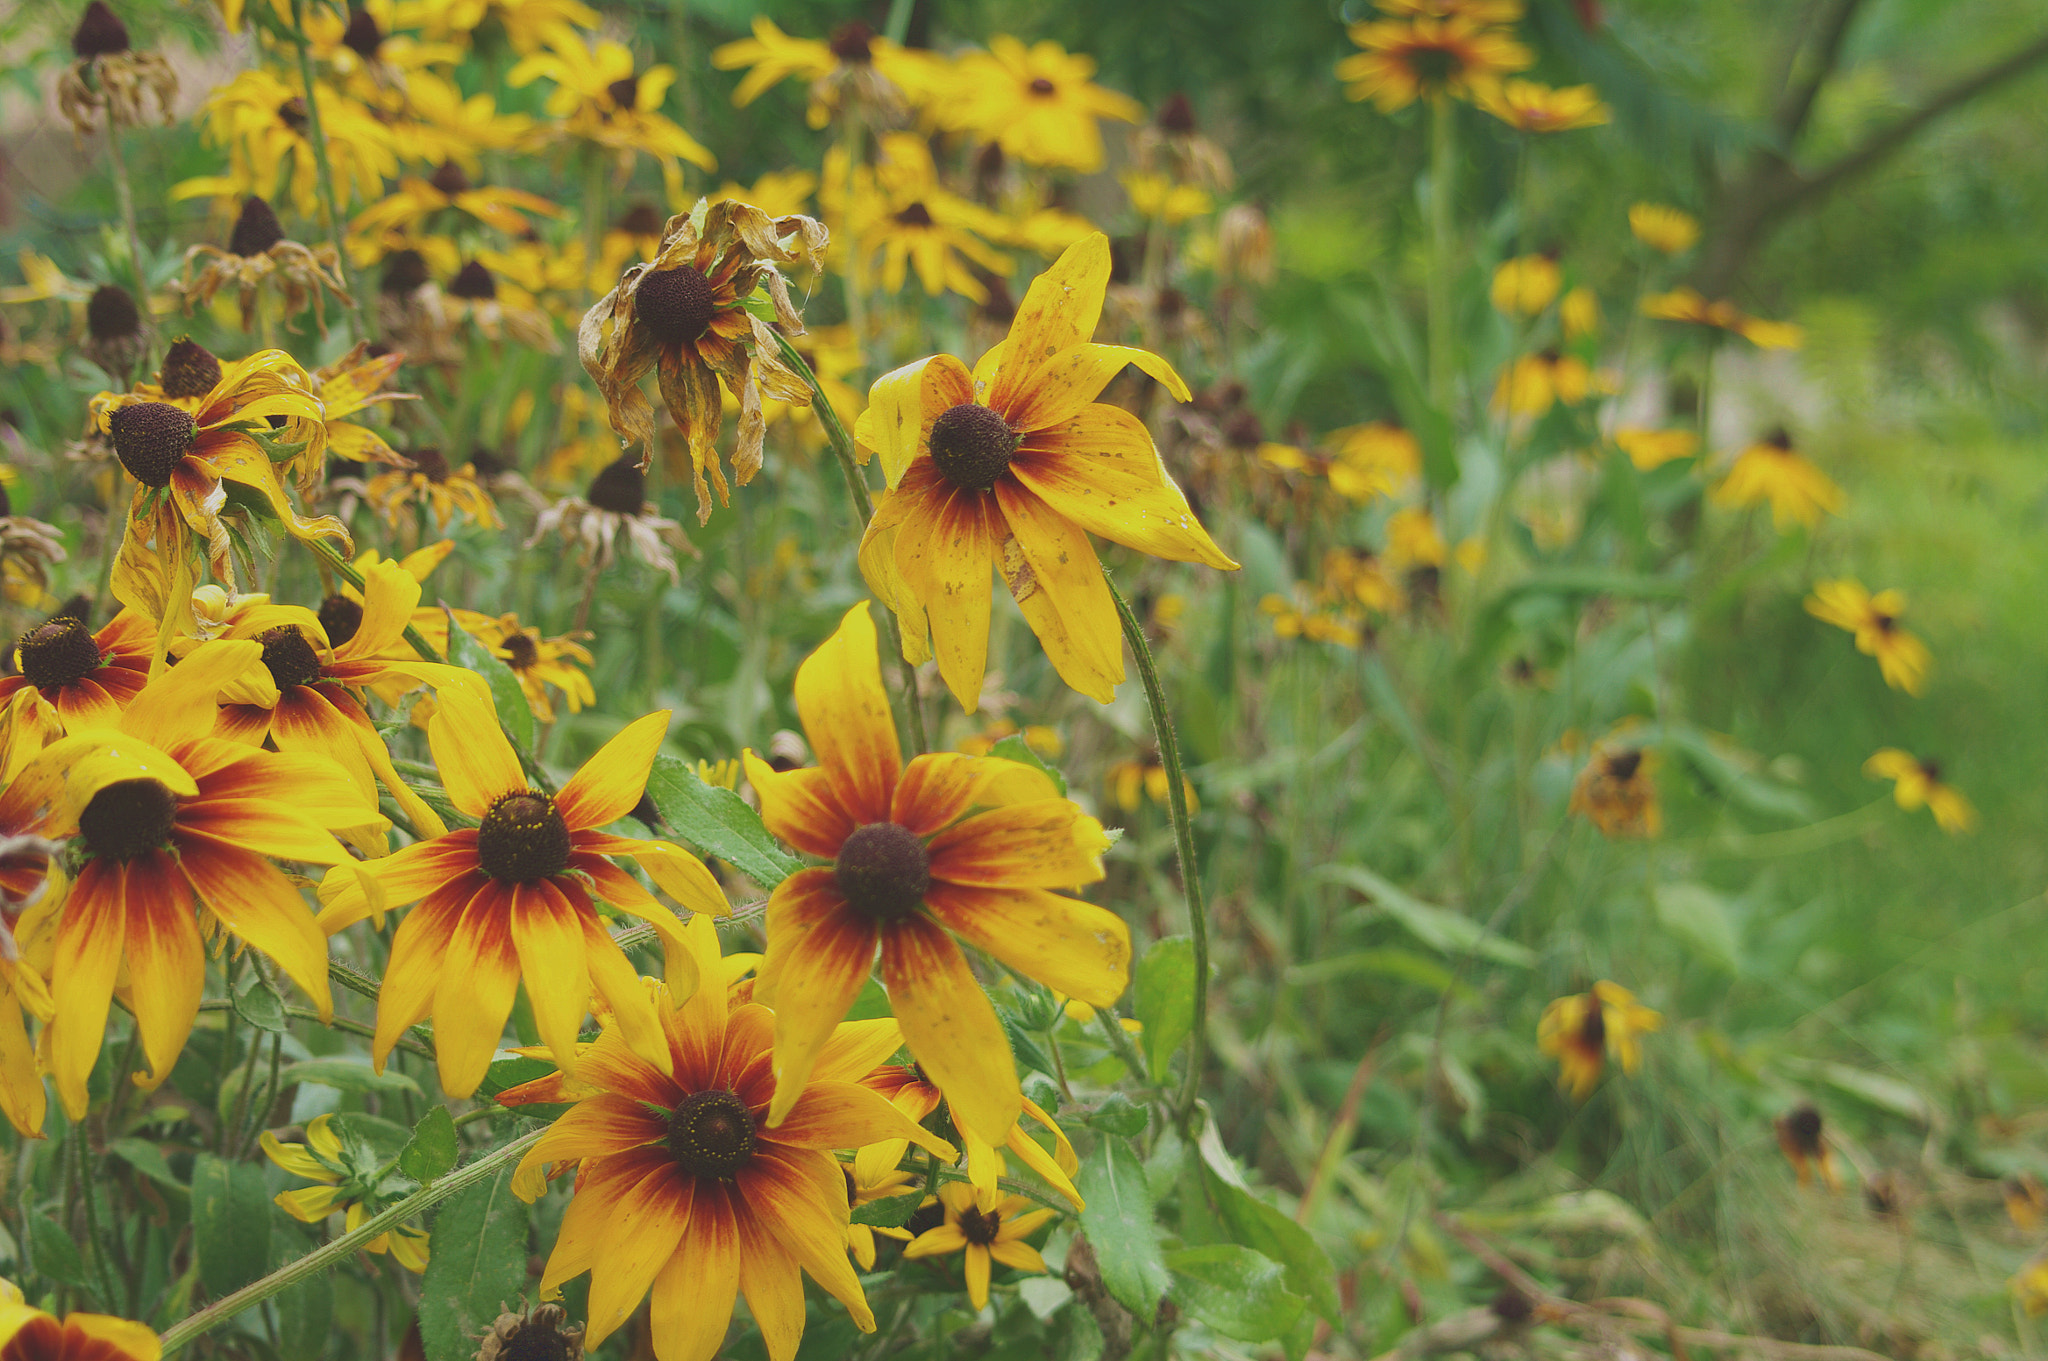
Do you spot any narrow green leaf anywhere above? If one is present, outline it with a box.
[191,1152,273,1298]
[645,753,803,887]
[399,1107,459,1184]
[1314,864,1535,968]
[445,615,535,756]
[279,1058,422,1096]
[1165,1244,1307,1346]
[107,1138,187,1199]
[850,1192,919,1229]
[1077,1137,1170,1317]
[27,1210,89,1289]
[1133,936,1196,1081]
[418,1160,532,1361]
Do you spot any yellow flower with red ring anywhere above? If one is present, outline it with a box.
[0,607,153,732]
[857,232,1236,711]
[316,685,728,1097]
[0,1277,158,1361]
[744,602,1128,1146]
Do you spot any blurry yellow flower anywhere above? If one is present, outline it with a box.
[1384,505,1446,571]
[2016,1252,2048,1317]
[1322,547,1404,614]
[349,166,562,240]
[1643,287,1803,349]
[712,17,941,129]
[1804,579,1930,695]
[1337,15,1532,112]
[2006,1174,2047,1232]
[708,169,818,220]
[1328,423,1421,502]
[1613,426,1697,471]
[1491,252,1560,316]
[1122,172,1212,224]
[1378,0,1524,18]
[1628,203,1699,255]
[508,28,715,192]
[1864,749,1975,833]
[1569,744,1659,837]
[382,70,533,170]
[835,136,1010,304]
[1710,430,1842,531]
[1560,285,1600,339]
[954,719,1063,760]
[943,38,1142,174]
[363,448,500,532]
[179,71,396,217]
[901,1182,1054,1310]
[1478,79,1609,132]
[1494,349,1596,416]
[1537,981,1661,1101]
[1107,757,1200,813]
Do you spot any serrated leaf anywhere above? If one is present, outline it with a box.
[192,1152,272,1298]
[1194,1126,1340,1323]
[399,1107,459,1184]
[1165,1244,1307,1346]
[851,1192,919,1229]
[988,734,1066,796]
[1134,936,1196,1081]
[1082,1092,1149,1138]
[645,753,803,887]
[279,1058,421,1096]
[418,1160,531,1361]
[1077,1138,1169,1317]
[445,614,535,756]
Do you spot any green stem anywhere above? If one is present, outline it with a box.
[160,1129,544,1355]
[1105,576,1209,1127]
[287,0,373,339]
[773,332,930,755]
[308,539,442,665]
[1095,1008,1155,1095]
[1426,94,1457,414]
[197,999,434,1061]
[99,116,150,333]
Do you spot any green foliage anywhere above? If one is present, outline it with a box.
[417,1164,531,1361]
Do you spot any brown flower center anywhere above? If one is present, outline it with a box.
[606,74,639,109]
[1405,44,1460,88]
[928,403,1019,492]
[229,196,285,258]
[278,97,309,133]
[1028,76,1057,96]
[501,632,540,670]
[666,1089,755,1180]
[408,447,451,483]
[258,625,324,691]
[894,201,934,228]
[828,20,875,63]
[1576,1000,1606,1050]
[495,1315,578,1361]
[959,1206,1003,1245]
[1604,749,1642,782]
[477,791,571,882]
[635,266,718,345]
[382,249,429,295]
[158,337,222,399]
[448,260,497,300]
[341,6,384,58]
[79,778,178,862]
[109,402,197,488]
[834,822,930,923]
[429,160,471,196]
[1871,612,1895,633]
[1783,1103,1823,1155]
[17,617,102,690]
[617,202,665,237]
[73,0,131,58]
[1156,91,1196,134]
[587,456,646,516]
[86,285,141,341]
[317,595,364,649]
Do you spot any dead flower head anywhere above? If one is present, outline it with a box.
[579,197,827,523]
[180,195,352,332]
[0,489,69,597]
[1568,742,1660,838]
[81,282,151,382]
[526,454,692,583]
[475,1302,584,1361]
[56,1,178,137]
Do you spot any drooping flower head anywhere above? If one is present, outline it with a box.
[1710,428,1843,532]
[501,916,957,1361]
[1642,287,1803,349]
[1863,749,1975,833]
[744,602,1129,1145]
[1568,741,1659,837]
[1536,981,1661,1101]
[526,455,691,583]
[56,0,177,137]
[316,686,729,1096]
[1803,579,1930,696]
[580,199,827,523]
[178,195,350,333]
[857,233,1236,711]
[261,1114,431,1269]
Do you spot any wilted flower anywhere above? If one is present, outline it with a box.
[1774,1104,1841,1190]
[1537,981,1661,1100]
[179,195,351,332]
[1569,742,1659,837]
[56,1,178,137]
[527,455,690,583]
[477,1305,584,1361]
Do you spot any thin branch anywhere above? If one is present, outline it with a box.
[1772,0,1869,142]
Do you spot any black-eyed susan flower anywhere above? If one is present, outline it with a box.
[526,456,689,583]
[316,685,728,1096]
[743,602,1127,1145]
[1613,426,1698,471]
[0,607,152,731]
[299,341,414,489]
[835,135,1011,306]
[1261,595,1364,649]
[452,612,594,725]
[901,1182,1055,1310]
[1628,203,1699,255]
[1537,981,1660,1101]
[1773,1104,1840,1191]
[1337,14,1533,112]
[507,28,715,191]
[580,199,826,523]
[180,70,396,217]
[1379,0,1525,18]
[500,915,956,1361]
[1642,287,1803,349]
[1863,749,1975,834]
[857,232,1236,709]
[1383,505,1447,574]
[1804,579,1930,695]
[22,639,378,1118]
[362,447,501,533]
[1710,429,1843,531]
[711,17,940,130]
[56,1,177,137]
[1477,79,1609,132]
[942,38,1142,174]
[1568,743,1659,837]
[349,163,563,241]
[1491,251,1560,316]
[855,1063,1083,1209]
[178,195,350,333]
[261,1114,430,1270]
[477,1305,583,1361]
[1494,348,1598,417]
[0,1276,158,1360]
[1107,758,1200,817]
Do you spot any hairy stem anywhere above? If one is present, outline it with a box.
[287,0,373,339]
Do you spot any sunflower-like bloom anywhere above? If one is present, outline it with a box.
[1628,202,1699,255]
[1804,579,1931,695]
[831,135,1011,305]
[1477,78,1609,132]
[1613,426,1698,471]
[507,29,715,191]
[500,916,957,1361]
[302,341,414,487]
[1568,743,1659,837]
[1863,749,1976,833]
[55,2,177,137]
[362,447,500,532]
[857,233,1236,709]
[1774,1104,1840,1191]
[1536,981,1661,1101]
[0,607,152,730]
[0,1276,158,1361]
[711,17,941,129]
[857,1063,1082,1208]
[1490,252,1560,316]
[178,70,397,217]
[580,199,826,523]
[1641,287,1803,349]
[316,686,728,1096]
[0,785,61,1137]
[1337,15,1533,112]
[455,612,594,725]
[1710,429,1843,531]
[1323,424,1420,502]
[262,1114,430,1269]
[179,196,350,333]
[382,70,535,170]
[526,456,689,583]
[901,1182,1055,1310]
[940,38,1142,174]
[22,640,377,1117]
[1494,349,1598,417]
[743,602,1127,1144]
[1378,0,1524,18]
[349,164,563,240]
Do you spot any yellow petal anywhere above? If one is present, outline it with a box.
[989,233,1111,416]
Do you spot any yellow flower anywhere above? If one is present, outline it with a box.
[1321,547,1405,614]
[1477,78,1608,132]
[709,169,818,221]
[1337,15,1533,112]
[844,1163,919,1269]
[1710,429,1843,531]
[349,167,562,241]
[1493,348,1596,416]
[1106,759,1200,814]
[1538,981,1661,1101]
[855,234,1237,710]
[1260,595,1363,648]
[1642,287,1803,349]
[711,17,941,129]
[456,612,594,725]
[0,1276,158,1360]
[1628,202,1699,255]
[508,28,715,192]
[1327,423,1420,502]
[2016,1253,2048,1317]
[382,69,533,170]
[1613,426,1698,471]
[1863,749,1975,833]
[361,448,501,532]
[1121,172,1212,225]
[1804,579,1931,695]
[1378,0,1525,18]
[1384,505,1447,572]
[942,37,1143,173]
[1568,743,1659,837]
[834,137,1011,305]
[1491,252,1561,316]
[261,1115,430,1270]
[1560,285,1600,339]
[901,1182,1055,1310]
[178,71,397,217]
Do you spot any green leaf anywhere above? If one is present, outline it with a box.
[191,1152,273,1298]
[1284,948,1459,993]
[107,1137,187,1199]
[27,1210,89,1288]
[1077,1137,1170,1317]
[989,734,1066,796]
[326,1113,416,1168]
[645,753,804,887]
[1081,1092,1150,1138]
[399,1107,459,1184]
[850,1191,919,1229]
[1654,882,1741,974]
[418,1160,532,1361]
[271,1235,334,1361]
[1165,1244,1308,1346]
[1194,1126,1341,1323]
[445,614,535,756]
[279,1058,421,1096]
[1314,864,1535,968]
[477,1056,572,1122]
[1133,936,1196,1081]
[235,977,287,1033]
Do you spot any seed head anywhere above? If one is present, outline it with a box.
[586,456,646,517]
[927,403,1018,492]
[72,1,130,58]
[634,266,717,345]
[158,338,223,399]
[108,402,197,488]
[228,196,286,258]
[86,285,141,341]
